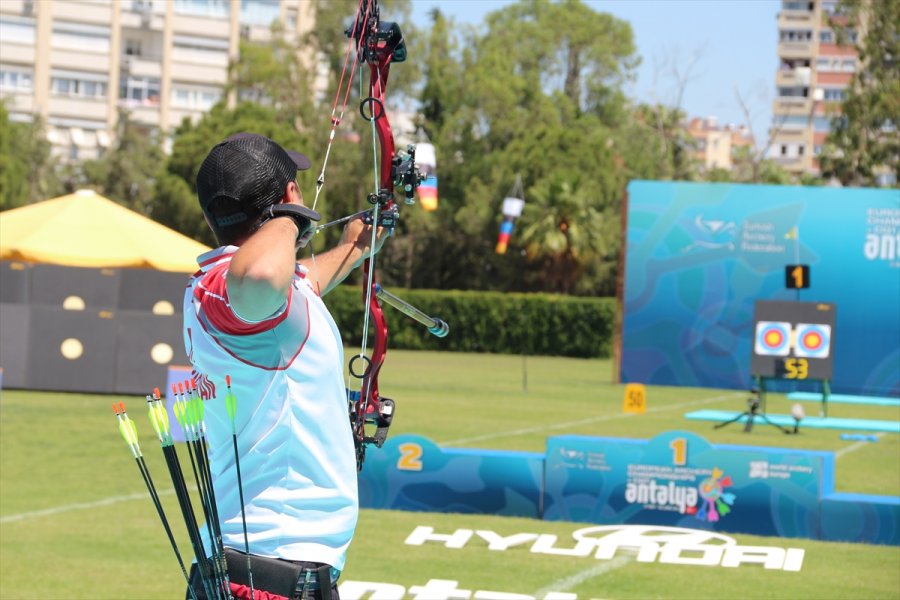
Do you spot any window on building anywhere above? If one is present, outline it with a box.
[51,21,110,53]
[1,16,36,44]
[782,1,813,11]
[120,76,161,105]
[816,57,833,71]
[875,172,897,187]
[170,85,222,110]
[779,115,810,130]
[0,68,33,92]
[124,39,142,57]
[285,7,298,30]
[172,35,229,66]
[814,116,833,132]
[841,58,856,72]
[822,88,847,101]
[173,0,229,18]
[780,29,813,42]
[778,86,809,98]
[797,145,805,156]
[819,30,834,43]
[50,71,108,99]
[814,145,823,155]
[240,0,280,26]
[781,145,788,156]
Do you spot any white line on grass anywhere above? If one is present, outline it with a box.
[0,489,177,524]
[533,555,632,599]
[440,392,744,446]
[835,433,886,458]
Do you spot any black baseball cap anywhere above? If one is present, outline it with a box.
[196,133,311,241]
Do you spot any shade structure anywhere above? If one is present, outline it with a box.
[0,189,210,272]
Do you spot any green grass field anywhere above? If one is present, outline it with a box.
[1,350,898,599]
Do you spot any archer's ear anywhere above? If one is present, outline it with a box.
[281,180,300,204]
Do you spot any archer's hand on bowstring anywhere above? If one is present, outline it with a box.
[299,214,391,295]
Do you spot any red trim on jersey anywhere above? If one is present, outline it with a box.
[195,263,291,335]
[198,251,233,268]
[195,294,312,371]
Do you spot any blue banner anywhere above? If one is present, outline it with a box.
[358,434,544,518]
[622,181,900,396]
[543,431,832,540]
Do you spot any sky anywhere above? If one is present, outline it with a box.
[409,0,782,145]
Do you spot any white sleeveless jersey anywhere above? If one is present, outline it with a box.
[182,246,357,571]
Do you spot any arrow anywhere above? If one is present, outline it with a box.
[147,388,219,600]
[112,402,197,600]
[184,380,231,600]
[225,375,255,600]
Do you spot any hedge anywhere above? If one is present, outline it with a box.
[322,285,617,358]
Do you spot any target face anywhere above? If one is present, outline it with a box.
[754,321,792,356]
[794,323,831,358]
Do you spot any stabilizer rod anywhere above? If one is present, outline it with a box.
[374,284,449,338]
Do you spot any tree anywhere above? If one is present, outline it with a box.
[408,0,637,295]
[81,110,164,216]
[819,0,899,187]
[164,102,311,246]
[518,173,618,294]
[0,103,58,209]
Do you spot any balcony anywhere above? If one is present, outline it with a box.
[120,9,165,31]
[47,96,109,121]
[172,13,230,39]
[771,128,810,143]
[50,48,110,73]
[773,97,814,116]
[778,11,814,28]
[169,61,228,86]
[122,103,161,127]
[120,55,162,79]
[51,1,113,25]
[776,67,811,87]
[0,41,35,63]
[0,90,34,114]
[779,40,814,58]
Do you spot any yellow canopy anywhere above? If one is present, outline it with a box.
[0,189,210,273]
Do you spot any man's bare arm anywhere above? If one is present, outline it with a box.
[227,218,299,321]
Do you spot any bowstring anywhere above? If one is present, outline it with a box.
[309,0,372,296]
[353,49,387,426]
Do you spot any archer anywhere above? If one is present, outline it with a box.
[184,131,385,599]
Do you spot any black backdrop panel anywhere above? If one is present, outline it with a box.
[118,268,189,314]
[30,264,120,309]
[0,261,31,304]
[0,304,30,388]
[26,307,117,393]
[114,311,188,395]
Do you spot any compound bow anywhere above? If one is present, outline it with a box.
[314,0,447,470]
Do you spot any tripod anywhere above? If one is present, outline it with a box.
[714,389,791,434]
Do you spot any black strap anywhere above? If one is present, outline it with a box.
[221,548,334,600]
[317,565,333,600]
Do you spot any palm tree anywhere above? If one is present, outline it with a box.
[518,175,616,294]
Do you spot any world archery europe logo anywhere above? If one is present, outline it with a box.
[696,467,736,522]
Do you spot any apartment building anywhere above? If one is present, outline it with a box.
[0,0,314,162]
[687,117,755,172]
[769,0,860,175]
